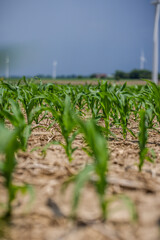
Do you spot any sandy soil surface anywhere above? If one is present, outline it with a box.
[0,116,160,240]
[41,79,148,86]
[41,78,160,86]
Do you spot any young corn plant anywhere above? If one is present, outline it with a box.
[64,118,137,221]
[0,81,19,123]
[113,85,136,140]
[138,109,154,171]
[0,124,31,219]
[84,87,101,119]
[98,82,113,138]
[145,80,160,124]
[57,96,78,162]
[74,88,86,114]
[17,82,45,125]
[42,94,78,162]
[1,99,31,151]
[0,97,45,150]
[0,89,8,124]
[19,92,46,124]
[64,118,109,220]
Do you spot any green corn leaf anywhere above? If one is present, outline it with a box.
[72,164,94,214]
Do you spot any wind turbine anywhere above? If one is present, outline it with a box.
[5,56,9,79]
[140,50,146,70]
[52,61,58,79]
[152,0,160,84]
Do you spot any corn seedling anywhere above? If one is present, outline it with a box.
[145,80,160,124]
[0,124,31,219]
[113,89,135,139]
[64,118,109,220]
[98,82,113,138]
[39,94,78,162]
[1,99,31,151]
[138,109,154,171]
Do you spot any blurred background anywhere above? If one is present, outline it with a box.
[0,0,159,79]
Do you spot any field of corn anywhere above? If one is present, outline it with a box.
[0,77,160,240]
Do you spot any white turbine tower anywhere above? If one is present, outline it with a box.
[5,56,9,79]
[140,51,146,70]
[52,61,58,79]
[152,0,160,84]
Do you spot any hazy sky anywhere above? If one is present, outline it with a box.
[0,0,159,77]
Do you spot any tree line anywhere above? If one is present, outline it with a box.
[114,69,160,80]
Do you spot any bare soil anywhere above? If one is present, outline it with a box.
[0,117,160,240]
[41,79,148,86]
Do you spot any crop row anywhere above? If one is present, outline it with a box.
[0,77,159,221]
